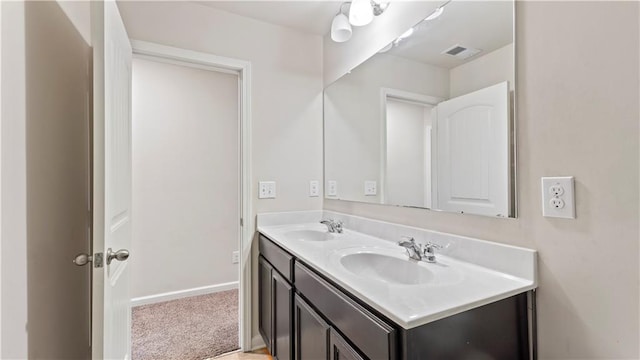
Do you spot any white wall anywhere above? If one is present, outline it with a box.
[116,1,324,343]
[118,0,323,215]
[131,58,239,299]
[324,1,639,359]
[324,54,448,203]
[450,43,514,98]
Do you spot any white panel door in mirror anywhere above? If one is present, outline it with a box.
[434,81,510,217]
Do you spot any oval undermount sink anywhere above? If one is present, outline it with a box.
[340,252,434,285]
[285,229,334,242]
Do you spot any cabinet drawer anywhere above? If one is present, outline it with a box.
[260,235,294,282]
[295,261,397,360]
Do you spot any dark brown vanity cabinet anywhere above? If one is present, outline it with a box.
[329,330,365,360]
[294,294,330,360]
[258,256,273,353]
[259,236,294,360]
[258,234,532,360]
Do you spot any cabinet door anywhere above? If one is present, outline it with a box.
[330,330,365,360]
[258,256,273,353]
[294,295,330,360]
[273,270,293,360]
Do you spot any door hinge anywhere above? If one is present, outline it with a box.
[240,218,244,227]
[94,253,104,268]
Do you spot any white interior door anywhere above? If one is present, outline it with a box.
[433,81,510,217]
[91,1,133,359]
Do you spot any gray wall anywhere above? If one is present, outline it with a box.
[2,1,92,358]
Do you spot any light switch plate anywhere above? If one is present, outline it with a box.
[327,180,337,197]
[259,181,276,199]
[541,176,575,218]
[309,180,319,197]
[364,181,377,196]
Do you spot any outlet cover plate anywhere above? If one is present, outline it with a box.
[259,181,276,199]
[364,181,377,196]
[327,180,337,197]
[541,176,575,219]
[309,180,320,197]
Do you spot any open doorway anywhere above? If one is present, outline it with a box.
[380,88,442,209]
[129,49,243,360]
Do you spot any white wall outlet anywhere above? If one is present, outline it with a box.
[327,180,337,197]
[309,180,320,197]
[258,181,276,199]
[364,180,377,196]
[232,251,239,264]
[542,176,575,218]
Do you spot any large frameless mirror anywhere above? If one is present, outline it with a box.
[324,0,516,218]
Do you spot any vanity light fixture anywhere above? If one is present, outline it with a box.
[349,0,374,26]
[397,28,414,41]
[331,0,390,42]
[424,0,451,22]
[331,3,352,43]
[390,27,415,48]
[371,0,391,16]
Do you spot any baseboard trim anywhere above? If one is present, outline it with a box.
[131,282,239,307]
[250,335,265,351]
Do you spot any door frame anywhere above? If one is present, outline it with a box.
[129,40,253,351]
[379,88,442,205]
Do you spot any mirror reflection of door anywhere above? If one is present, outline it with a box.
[384,97,434,208]
[433,81,510,217]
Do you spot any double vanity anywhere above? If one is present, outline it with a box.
[257,211,537,360]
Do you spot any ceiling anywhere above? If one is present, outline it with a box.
[195,1,342,36]
[386,1,513,68]
[194,1,513,69]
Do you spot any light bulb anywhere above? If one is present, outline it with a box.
[349,0,374,27]
[425,7,444,21]
[398,28,414,40]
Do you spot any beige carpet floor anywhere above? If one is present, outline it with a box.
[132,290,239,360]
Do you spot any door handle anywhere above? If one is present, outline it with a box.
[73,253,93,266]
[107,248,129,265]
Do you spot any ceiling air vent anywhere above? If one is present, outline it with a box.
[442,44,482,60]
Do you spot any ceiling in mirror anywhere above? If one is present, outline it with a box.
[384,1,513,68]
[323,0,516,218]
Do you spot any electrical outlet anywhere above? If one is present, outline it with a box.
[309,180,319,197]
[549,197,565,209]
[327,180,338,197]
[542,176,575,218]
[259,181,276,199]
[232,251,239,264]
[364,181,377,196]
[549,184,564,197]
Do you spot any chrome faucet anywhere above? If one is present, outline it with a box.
[397,237,442,263]
[320,219,343,233]
[397,237,422,261]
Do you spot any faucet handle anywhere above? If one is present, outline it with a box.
[421,242,441,263]
[423,242,442,255]
[398,236,415,245]
[334,220,343,233]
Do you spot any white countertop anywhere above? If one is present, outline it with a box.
[257,216,537,329]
